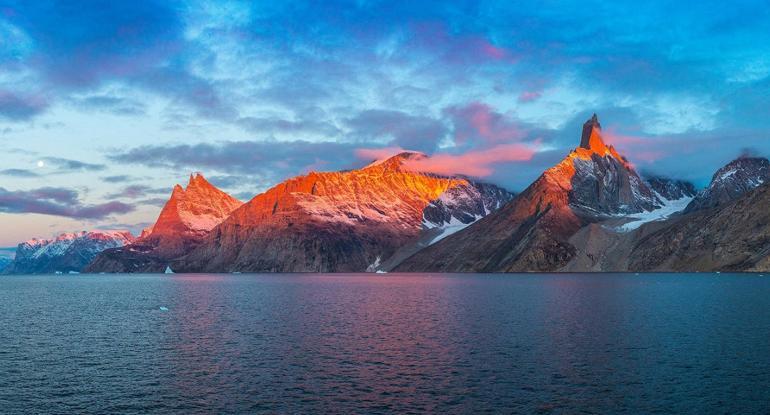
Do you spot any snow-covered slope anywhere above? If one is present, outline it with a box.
[616,177,697,231]
[4,231,135,274]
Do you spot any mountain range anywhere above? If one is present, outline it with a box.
[3,231,134,274]
[7,114,770,274]
[86,152,513,273]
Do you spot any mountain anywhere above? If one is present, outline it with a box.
[684,156,769,213]
[174,152,513,272]
[628,181,770,271]
[645,176,697,201]
[3,231,134,274]
[566,114,662,215]
[624,156,770,271]
[141,172,243,254]
[0,256,11,272]
[396,114,674,272]
[86,174,243,272]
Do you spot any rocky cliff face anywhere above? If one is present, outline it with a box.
[555,114,661,215]
[4,231,134,274]
[628,181,770,271]
[396,114,666,272]
[86,174,242,272]
[684,156,769,213]
[177,152,513,272]
[644,176,697,201]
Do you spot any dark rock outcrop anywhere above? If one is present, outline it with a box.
[628,181,770,271]
[684,156,769,213]
[645,176,697,201]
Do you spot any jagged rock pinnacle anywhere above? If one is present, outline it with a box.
[580,113,603,150]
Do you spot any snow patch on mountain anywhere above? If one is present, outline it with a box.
[428,215,481,245]
[618,192,693,231]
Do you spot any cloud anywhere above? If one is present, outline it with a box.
[402,144,537,177]
[101,175,133,183]
[444,102,528,148]
[7,1,183,88]
[95,221,152,235]
[345,110,448,153]
[43,157,106,172]
[0,168,40,178]
[0,186,133,219]
[354,147,409,163]
[69,94,146,115]
[518,91,541,103]
[108,140,365,185]
[238,116,340,137]
[136,197,168,207]
[106,184,168,200]
[1,1,235,119]
[207,175,249,189]
[0,91,48,121]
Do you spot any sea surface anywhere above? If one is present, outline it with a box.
[1,273,769,414]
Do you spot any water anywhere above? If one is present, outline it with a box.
[1,273,769,414]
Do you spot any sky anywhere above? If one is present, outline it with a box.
[1,0,770,245]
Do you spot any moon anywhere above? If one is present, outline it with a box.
[36,160,45,168]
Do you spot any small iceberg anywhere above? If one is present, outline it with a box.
[164,266,174,274]
[159,306,169,312]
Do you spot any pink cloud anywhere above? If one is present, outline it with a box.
[602,130,667,162]
[518,91,541,103]
[409,22,517,65]
[403,144,536,177]
[354,146,407,162]
[446,102,526,145]
[479,40,507,60]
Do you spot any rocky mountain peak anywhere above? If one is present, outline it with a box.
[536,114,659,214]
[579,113,605,151]
[147,172,243,238]
[187,171,210,187]
[685,155,770,212]
[364,150,429,172]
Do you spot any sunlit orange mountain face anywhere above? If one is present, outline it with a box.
[396,114,691,272]
[10,113,770,274]
[87,152,513,272]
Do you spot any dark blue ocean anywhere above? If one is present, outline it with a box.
[1,273,769,414]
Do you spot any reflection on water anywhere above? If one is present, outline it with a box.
[1,273,769,413]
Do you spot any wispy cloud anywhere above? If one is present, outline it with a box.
[0,168,40,178]
[105,184,168,200]
[0,91,48,121]
[43,157,106,172]
[0,187,133,219]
